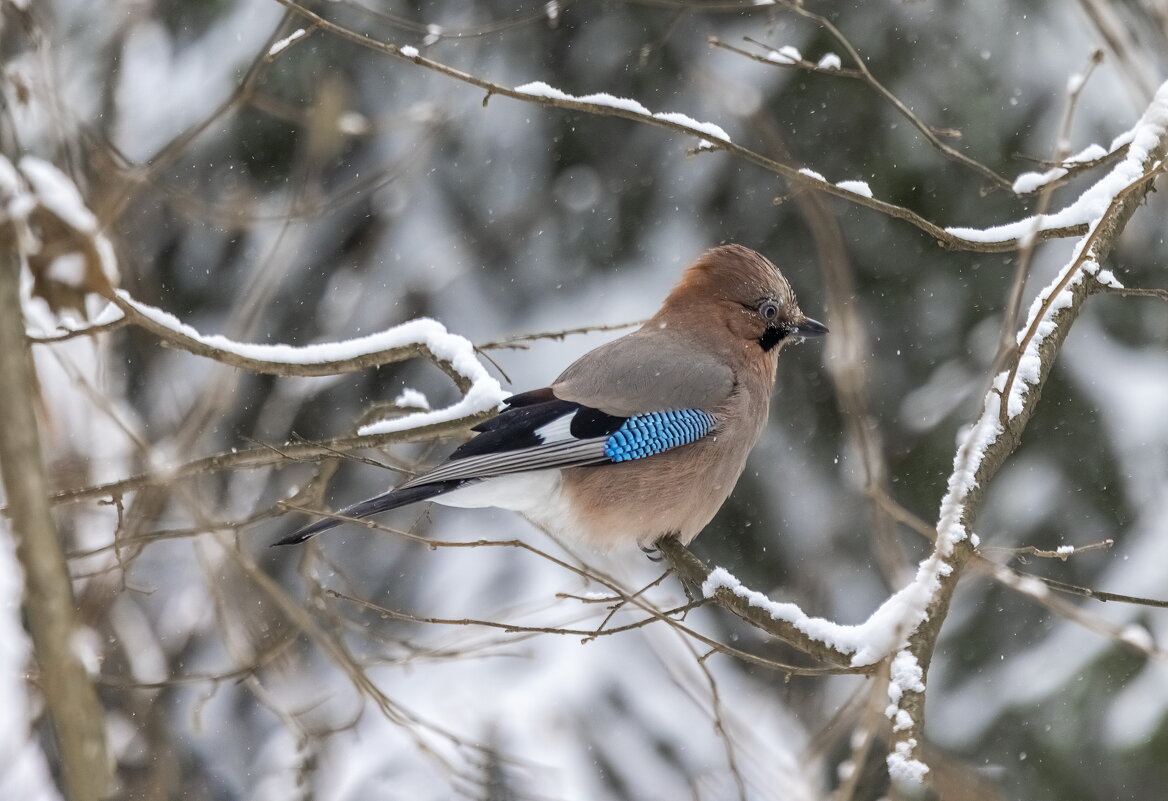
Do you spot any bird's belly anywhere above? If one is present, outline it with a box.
[560,440,749,550]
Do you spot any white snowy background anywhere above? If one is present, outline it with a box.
[3,1,1168,800]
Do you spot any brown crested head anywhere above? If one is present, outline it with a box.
[656,244,827,353]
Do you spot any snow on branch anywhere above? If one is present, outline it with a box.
[886,78,1168,786]
[274,0,1090,253]
[654,537,861,671]
[658,78,1168,789]
[267,28,308,57]
[1011,142,1114,194]
[513,82,730,144]
[945,132,1144,244]
[1,155,119,319]
[112,291,506,435]
[701,562,941,668]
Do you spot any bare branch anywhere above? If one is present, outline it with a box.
[714,34,1014,190]
[1023,574,1168,610]
[477,319,643,351]
[981,562,1163,656]
[95,10,308,226]
[327,587,701,640]
[27,314,128,344]
[43,417,492,508]
[765,6,1014,189]
[288,516,852,676]
[1103,285,1168,302]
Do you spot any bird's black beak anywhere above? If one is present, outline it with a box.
[795,317,829,337]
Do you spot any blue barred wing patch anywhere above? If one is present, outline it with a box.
[603,409,716,462]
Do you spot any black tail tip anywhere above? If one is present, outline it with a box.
[271,517,339,547]
[271,531,311,547]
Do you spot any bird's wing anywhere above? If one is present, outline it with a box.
[551,327,735,417]
[401,397,717,488]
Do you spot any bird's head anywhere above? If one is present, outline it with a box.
[661,243,827,353]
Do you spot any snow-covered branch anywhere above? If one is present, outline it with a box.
[655,77,1167,789]
[24,292,507,506]
[887,79,1168,786]
[656,537,861,670]
[111,291,503,401]
[656,522,951,674]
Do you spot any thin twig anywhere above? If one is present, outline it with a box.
[271,0,1087,252]
[40,416,489,508]
[981,538,1114,562]
[299,517,855,675]
[750,7,1014,189]
[980,561,1164,656]
[327,588,701,639]
[26,314,128,343]
[95,11,307,226]
[694,649,749,801]
[477,320,643,350]
[1024,575,1168,609]
[1103,285,1168,302]
[713,37,864,80]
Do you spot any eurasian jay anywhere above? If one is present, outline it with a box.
[278,244,826,551]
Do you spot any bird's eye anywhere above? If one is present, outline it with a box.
[759,300,780,321]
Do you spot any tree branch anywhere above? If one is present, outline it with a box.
[655,536,866,671]
[712,26,1014,190]
[41,415,494,508]
[886,82,1168,786]
[271,0,1089,253]
[0,223,112,800]
[110,291,475,392]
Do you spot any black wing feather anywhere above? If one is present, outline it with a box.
[456,399,583,460]
[277,390,635,546]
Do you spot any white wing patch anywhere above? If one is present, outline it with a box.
[533,414,576,444]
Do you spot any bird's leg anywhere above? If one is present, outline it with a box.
[651,533,708,604]
[678,576,702,606]
[640,544,664,562]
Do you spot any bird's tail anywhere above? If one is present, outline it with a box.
[273,480,464,546]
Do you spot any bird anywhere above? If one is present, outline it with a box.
[276,244,826,551]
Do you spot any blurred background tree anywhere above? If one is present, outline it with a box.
[3,1,1168,799]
